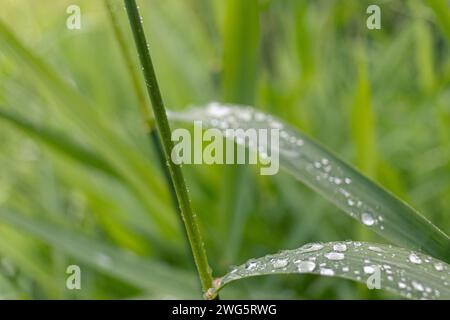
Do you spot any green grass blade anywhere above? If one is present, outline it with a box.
[0,208,198,298]
[169,103,450,262]
[222,0,259,104]
[0,228,60,297]
[0,20,178,236]
[0,108,119,178]
[215,241,450,300]
[427,0,450,42]
[123,0,213,295]
[104,0,190,257]
[350,44,377,177]
[221,0,260,266]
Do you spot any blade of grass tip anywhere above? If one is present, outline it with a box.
[103,0,190,255]
[123,0,214,297]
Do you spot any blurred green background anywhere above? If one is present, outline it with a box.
[0,0,449,299]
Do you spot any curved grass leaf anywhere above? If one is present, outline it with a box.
[214,241,450,300]
[169,103,450,262]
[0,209,199,298]
[0,109,119,178]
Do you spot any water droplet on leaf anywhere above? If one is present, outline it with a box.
[361,212,375,226]
[271,258,289,269]
[324,252,345,261]
[333,243,347,252]
[295,260,316,273]
[408,253,422,264]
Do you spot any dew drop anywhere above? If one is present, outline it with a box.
[361,212,375,226]
[320,268,335,276]
[295,260,316,273]
[299,243,324,253]
[271,258,289,269]
[245,261,258,271]
[408,253,422,264]
[433,262,444,271]
[333,243,347,252]
[412,280,424,291]
[208,103,230,117]
[363,265,376,274]
[324,252,345,261]
[368,246,384,253]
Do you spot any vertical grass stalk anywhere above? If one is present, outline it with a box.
[104,0,191,258]
[123,0,214,295]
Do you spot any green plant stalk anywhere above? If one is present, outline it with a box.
[103,0,189,253]
[123,0,213,295]
[104,0,153,131]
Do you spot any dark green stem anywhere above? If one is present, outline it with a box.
[104,0,190,259]
[123,0,214,295]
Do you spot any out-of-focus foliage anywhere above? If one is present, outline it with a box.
[0,0,449,299]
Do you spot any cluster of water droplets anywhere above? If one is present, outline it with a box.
[220,241,449,300]
[169,103,386,232]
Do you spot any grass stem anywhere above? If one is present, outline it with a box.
[104,0,191,260]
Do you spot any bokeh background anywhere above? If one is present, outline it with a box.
[0,0,449,299]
